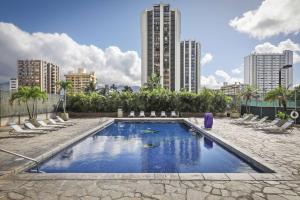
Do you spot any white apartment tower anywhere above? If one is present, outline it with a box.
[180,40,201,93]
[141,3,181,91]
[244,50,293,94]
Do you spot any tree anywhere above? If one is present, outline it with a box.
[85,81,96,93]
[145,73,161,91]
[110,84,118,93]
[57,81,72,114]
[264,86,291,114]
[122,86,133,93]
[10,86,47,120]
[240,85,258,114]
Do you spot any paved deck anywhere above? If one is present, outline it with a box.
[0,118,300,200]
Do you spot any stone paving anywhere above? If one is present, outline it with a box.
[0,118,300,199]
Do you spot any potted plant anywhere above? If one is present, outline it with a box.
[57,81,72,120]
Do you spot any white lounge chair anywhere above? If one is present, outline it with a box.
[38,120,66,128]
[248,116,268,127]
[260,120,294,133]
[171,111,177,117]
[241,115,259,125]
[150,111,156,117]
[232,114,252,123]
[254,118,281,129]
[24,122,58,131]
[9,123,46,135]
[56,116,75,125]
[49,119,71,126]
[161,111,167,117]
[128,111,135,117]
[139,111,145,117]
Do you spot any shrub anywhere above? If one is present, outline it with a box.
[67,88,230,113]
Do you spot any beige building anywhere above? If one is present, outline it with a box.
[17,60,60,94]
[65,68,96,93]
[221,82,247,97]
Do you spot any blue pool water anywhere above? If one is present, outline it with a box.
[35,121,261,173]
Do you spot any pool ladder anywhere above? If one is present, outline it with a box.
[0,148,39,173]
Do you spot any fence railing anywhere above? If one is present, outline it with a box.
[0,89,60,118]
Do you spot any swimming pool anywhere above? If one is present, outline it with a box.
[32,121,264,173]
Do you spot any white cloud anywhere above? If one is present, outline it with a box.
[254,39,300,64]
[0,22,141,85]
[201,69,243,89]
[201,53,213,66]
[229,0,300,39]
[231,64,243,75]
[201,75,222,89]
[215,70,243,84]
[231,68,242,75]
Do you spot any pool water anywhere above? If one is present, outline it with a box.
[35,121,261,173]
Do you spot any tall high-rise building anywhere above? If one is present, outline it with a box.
[244,50,293,94]
[180,40,201,93]
[65,68,97,93]
[17,60,60,94]
[141,3,181,91]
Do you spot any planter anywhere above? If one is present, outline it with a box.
[28,118,39,127]
[59,113,69,120]
[215,112,226,117]
[230,112,240,118]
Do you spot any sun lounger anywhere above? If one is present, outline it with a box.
[232,114,252,124]
[38,120,66,128]
[128,111,135,117]
[234,115,257,125]
[259,120,294,133]
[241,115,259,125]
[161,111,167,117]
[49,119,72,126]
[56,116,75,124]
[254,118,281,128]
[139,111,145,117]
[150,111,156,117]
[24,122,58,131]
[171,111,177,117]
[9,123,46,135]
[248,116,268,127]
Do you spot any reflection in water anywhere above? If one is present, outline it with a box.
[37,122,260,173]
[204,137,213,149]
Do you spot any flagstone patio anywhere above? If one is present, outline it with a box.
[0,117,299,199]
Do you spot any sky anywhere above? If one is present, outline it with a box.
[0,0,299,88]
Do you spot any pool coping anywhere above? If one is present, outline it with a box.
[1,118,296,181]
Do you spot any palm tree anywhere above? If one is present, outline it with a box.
[240,85,258,114]
[10,86,47,120]
[145,73,161,91]
[57,81,72,114]
[264,86,291,114]
[122,86,133,93]
[85,81,96,93]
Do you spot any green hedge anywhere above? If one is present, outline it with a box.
[67,88,231,113]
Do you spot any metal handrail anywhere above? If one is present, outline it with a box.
[0,148,39,172]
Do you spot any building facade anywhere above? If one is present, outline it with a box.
[244,50,293,94]
[9,78,18,91]
[65,68,97,93]
[141,3,181,91]
[180,40,201,93]
[17,60,60,94]
[221,82,246,97]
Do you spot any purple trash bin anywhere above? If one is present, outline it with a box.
[204,112,213,129]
